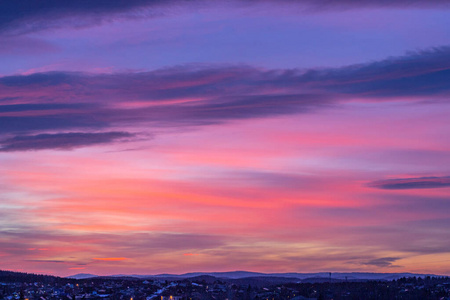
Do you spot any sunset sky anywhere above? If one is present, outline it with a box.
[1,0,450,277]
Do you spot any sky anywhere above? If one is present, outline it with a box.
[0,0,450,277]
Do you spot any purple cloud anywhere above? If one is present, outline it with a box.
[283,0,450,9]
[369,176,450,189]
[0,132,133,151]
[0,0,171,34]
[1,1,449,34]
[0,46,449,149]
[362,257,401,268]
[2,46,448,100]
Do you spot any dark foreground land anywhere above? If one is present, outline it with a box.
[0,270,449,300]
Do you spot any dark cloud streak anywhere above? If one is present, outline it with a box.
[369,176,450,190]
[0,0,173,34]
[0,115,106,134]
[362,257,401,268]
[0,103,93,113]
[0,132,134,152]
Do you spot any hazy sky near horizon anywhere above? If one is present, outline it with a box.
[1,0,450,277]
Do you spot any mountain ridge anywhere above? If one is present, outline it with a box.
[67,270,439,281]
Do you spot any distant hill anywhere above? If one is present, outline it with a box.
[67,270,439,282]
[66,273,99,279]
[181,275,218,284]
[146,271,265,280]
[0,269,443,287]
[147,271,436,281]
[183,271,264,279]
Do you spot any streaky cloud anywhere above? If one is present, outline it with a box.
[0,46,448,148]
[362,257,401,268]
[368,176,450,189]
[278,0,450,9]
[0,71,81,86]
[0,0,172,34]
[1,0,449,34]
[25,260,68,264]
[0,115,106,134]
[0,103,92,113]
[0,132,134,152]
[296,46,450,97]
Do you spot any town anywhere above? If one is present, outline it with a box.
[1,270,449,300]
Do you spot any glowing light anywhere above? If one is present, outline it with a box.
[92,257,128,261]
